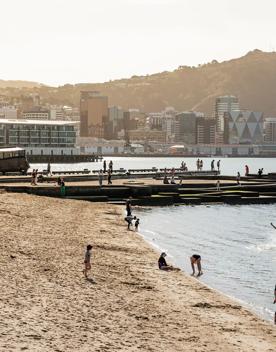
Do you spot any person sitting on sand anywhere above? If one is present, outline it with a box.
[190,254,203,276]
[83,244,93,278]
[134,218,140,231]
[158,252,179,271]
[125,215,136,230]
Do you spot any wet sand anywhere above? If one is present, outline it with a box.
[0,192,275,351]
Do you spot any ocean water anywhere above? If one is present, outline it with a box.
[30,156,276,175]
[135,204,276,322]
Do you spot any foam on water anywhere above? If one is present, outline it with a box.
[136,204,276,322]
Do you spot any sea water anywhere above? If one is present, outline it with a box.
[136,204,276,322]
[30,156,276,175]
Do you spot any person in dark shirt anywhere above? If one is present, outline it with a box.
[158,252,180,271]
[190,254,203,276]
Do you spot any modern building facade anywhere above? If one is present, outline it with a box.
[0,106,18,119]
[224,110,264,144]
[174,112,198,144]
[215,95,240,131]
[196,117,216,144]
[264,117,276,143]
[0,119,78,155]
[80,91,108,138]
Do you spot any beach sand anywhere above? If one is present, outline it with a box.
[0,192,275,351]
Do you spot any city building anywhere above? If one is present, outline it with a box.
[264,117,276,143]
[128,129,166,143]
[80,91,108,138]
[108,106,124,139]
[22,109,50,120]
[0,119,78,155]
[174,112,199,144]
[215,95,240,131]
[196,117,216,144]
[224,110,264,144]
[0,106,18,119]
[50,107,64,120]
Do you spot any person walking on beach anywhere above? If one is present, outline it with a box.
[196,159,200,171]
[245,164,249,176]
[190,254,203,276]
[103,160,106,173]
[217,160,221,172]
[107,169,112,184]
[158,252,180,271]
[109,160,113,173]
[98,169,103,187]
[83,244,93,279]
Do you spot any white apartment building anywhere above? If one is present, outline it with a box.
[23,110,50,120]
[0,106,18,119]
[215,95,240,131]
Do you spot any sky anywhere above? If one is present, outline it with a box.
[0,0,276,86]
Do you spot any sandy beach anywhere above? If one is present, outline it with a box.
[0,192,275,352]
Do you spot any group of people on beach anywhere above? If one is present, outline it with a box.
[124,199,140,231]
[98,160,113,186]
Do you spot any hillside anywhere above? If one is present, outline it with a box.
[1,49,276,116]
[0,80,43,89]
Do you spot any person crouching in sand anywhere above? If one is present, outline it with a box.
[158,252,180,271]
[83,244,92,278]
[190,254,203,276]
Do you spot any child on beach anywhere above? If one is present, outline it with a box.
[83,244,93,278]
[125,215,136,230]
[134,218,140,231]
[190,254,203,276]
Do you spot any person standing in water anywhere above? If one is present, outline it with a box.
[190,254,203,276]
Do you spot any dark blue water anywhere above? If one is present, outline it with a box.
[136,204,276,322]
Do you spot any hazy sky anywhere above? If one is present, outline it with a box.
[1,0,276,86]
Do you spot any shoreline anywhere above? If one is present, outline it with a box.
[1,192,275,351]
[136,224,274,324]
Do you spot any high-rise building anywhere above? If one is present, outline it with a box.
[264,117,276,143]
[80,91,108,138]
[174,112,199,144]
[224,110,263,144]
[196,117,216,144]
[215,95,240,131]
